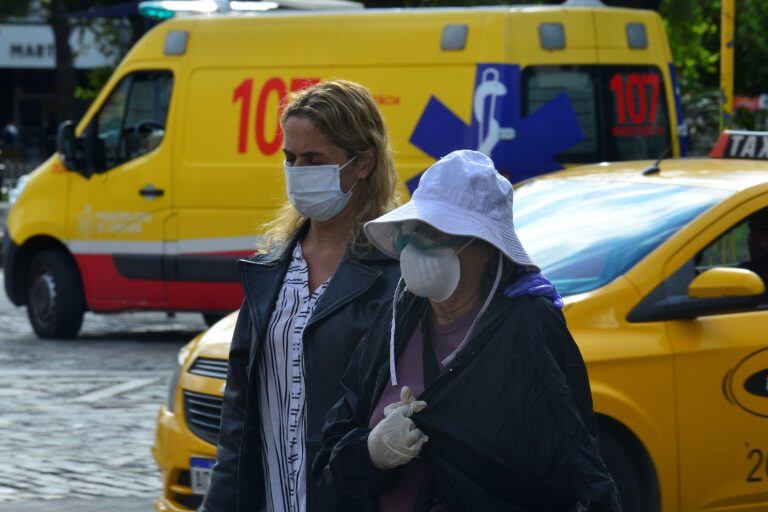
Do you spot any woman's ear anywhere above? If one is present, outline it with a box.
[355,148,375,180]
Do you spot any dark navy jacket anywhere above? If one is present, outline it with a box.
[316,280,621,512]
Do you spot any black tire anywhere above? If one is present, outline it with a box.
[202,313,226,327]
[26,250,85,339]
[598,428,643,512]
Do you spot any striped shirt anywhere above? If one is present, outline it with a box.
[258,242,329,512]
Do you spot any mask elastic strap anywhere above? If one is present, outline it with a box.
[441,250,503,366]
[389,277,403,386]
[339,154,358,170]
[456,237,474,254]
[344,178,359,196]
[341,154,359,195]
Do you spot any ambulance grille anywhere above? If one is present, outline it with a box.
[183,390,222,446]
[189,357,228,380]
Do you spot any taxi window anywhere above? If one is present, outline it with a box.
[522,65,671,163]
[91,70,173,172]
[696,207,768,288]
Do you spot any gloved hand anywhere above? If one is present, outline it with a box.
[383,386,427,418]
[368,401,428,470]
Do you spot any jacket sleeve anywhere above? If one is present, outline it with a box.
[529,300,622,512]
[545,304,599,438]
[201,303,252,512]
[313,316,393,499]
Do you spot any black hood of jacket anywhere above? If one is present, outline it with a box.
[315,280,621,512]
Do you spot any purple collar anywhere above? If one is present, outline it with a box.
[503,270,564,309]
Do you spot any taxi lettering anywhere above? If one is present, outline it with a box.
[710,130,768,160]
[728,134,768,159]
[746,445,768,483]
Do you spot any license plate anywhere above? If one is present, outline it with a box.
[190,457,216,495]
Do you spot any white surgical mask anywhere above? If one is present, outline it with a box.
[284,156,357,222]
[398,238,473,302]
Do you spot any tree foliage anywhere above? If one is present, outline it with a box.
[660,0,768,96]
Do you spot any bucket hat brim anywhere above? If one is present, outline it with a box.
[364,197,539,272]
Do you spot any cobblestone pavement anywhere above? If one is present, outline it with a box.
[0,274,208,509]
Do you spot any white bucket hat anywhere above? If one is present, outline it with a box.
[364,149,539,272]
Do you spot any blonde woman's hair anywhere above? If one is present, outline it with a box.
[262,79,398,253]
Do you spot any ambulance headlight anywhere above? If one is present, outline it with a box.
[8,174,29,207]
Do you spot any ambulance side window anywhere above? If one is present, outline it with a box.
[91,70,173,172]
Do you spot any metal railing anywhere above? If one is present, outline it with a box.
[0,156,41,202]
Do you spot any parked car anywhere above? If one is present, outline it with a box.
[155,133,768,512]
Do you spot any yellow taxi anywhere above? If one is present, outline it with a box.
[4,4,684,338]
[154,131,768,512]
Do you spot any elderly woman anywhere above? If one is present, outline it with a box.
[315,150,621,511]
[202,80,400,512]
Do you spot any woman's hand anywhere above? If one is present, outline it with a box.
[367,400,428,470]
[383,386,426,418]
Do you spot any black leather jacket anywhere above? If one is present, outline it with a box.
[201,228,400,512]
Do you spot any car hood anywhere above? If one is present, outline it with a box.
[193,311,239,361]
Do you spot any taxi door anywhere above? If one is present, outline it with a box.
[663,196,768,511]
[66,65,177,310]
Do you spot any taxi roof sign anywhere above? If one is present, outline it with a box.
[710,130,768,160]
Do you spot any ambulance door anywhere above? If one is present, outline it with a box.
[172,65,322,314]
[663,197,768,511]
[67,66,176,310]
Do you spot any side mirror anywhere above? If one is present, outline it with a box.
[628,267,766,322]
[688,267,766,298]
[56,121,82,172]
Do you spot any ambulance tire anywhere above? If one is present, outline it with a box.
[598,428,644,512]
[202,313,226,327]
[26,250,85,339]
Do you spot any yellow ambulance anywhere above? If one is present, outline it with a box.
[3,4,683,338]
[156,132,768,512]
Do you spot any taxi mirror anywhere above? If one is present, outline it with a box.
[628,266,766,323]
[688,267,765,299]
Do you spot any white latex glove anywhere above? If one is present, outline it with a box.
[368,403,428,470]
[383,386,427,418]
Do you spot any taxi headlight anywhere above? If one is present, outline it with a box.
[166,363,182,414]
[8,174,30,207]
[167,343,193,414]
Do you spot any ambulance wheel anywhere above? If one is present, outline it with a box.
[202,313,226,327]
[598,428,644,512]
[26,250,85,339]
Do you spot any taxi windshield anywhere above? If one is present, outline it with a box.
[514,178,730,296]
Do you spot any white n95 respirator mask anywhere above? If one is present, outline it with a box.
[284,156,357,222]
[399,239,472,302]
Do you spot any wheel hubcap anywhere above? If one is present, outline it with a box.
[30,271,56,325]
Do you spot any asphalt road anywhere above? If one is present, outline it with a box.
[0,274,207,511]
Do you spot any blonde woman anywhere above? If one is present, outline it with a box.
[202,80,400,512]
